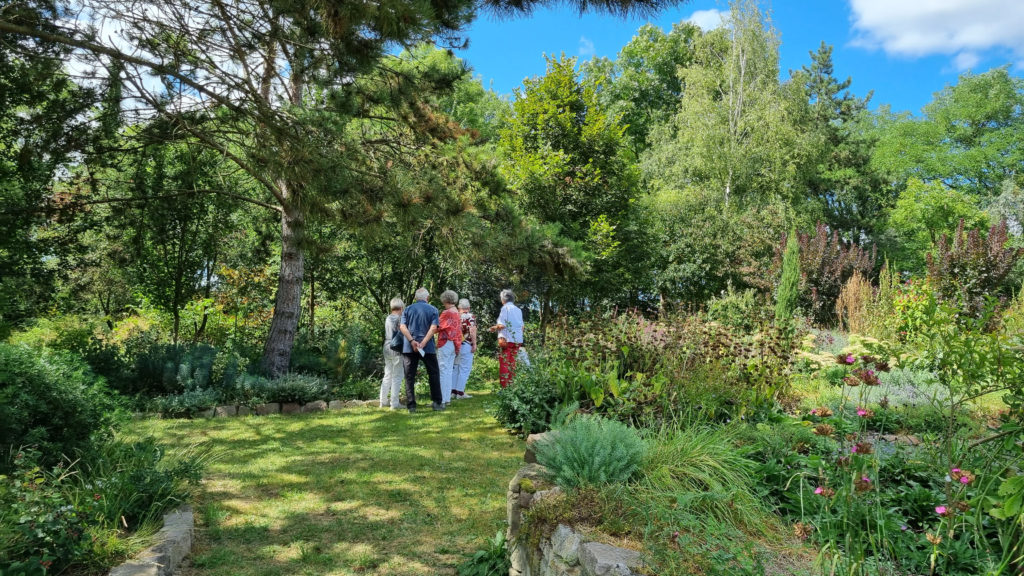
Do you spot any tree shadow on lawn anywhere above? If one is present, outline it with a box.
[133,396,523,576]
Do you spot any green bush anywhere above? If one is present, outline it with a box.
[534,415,646,490]
[488,362,561,437]
[0,344,120,472]
[150,388,220,418]
[260,373,329,404]
[0,440,206,574]
[706,285,765,333]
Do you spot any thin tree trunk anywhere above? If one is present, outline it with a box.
[308,267,315,336]
[539,287,552,345]
[261,196,305,377]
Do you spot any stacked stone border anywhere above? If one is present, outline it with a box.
[109,506,193,576]
[507,435,644,576]
[142,399,378,419]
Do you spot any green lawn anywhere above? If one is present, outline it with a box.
[127,389,523,576]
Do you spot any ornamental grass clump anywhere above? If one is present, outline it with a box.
[534,415,646,490]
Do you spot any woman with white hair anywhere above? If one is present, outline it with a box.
[380,297,405,409]
[451,298,477,399]
[436,289,462,406]
[488,289,524,388]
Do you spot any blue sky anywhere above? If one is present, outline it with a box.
[454,0,1024,115]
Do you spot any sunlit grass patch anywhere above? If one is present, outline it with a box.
[127,387,521,576]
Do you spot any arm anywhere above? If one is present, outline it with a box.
[470,322,478,353]
[399,323,417,350]
[419,324,438,350]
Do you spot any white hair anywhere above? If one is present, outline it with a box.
[458,298,471,310]
[414,287,429,301]
[500,289,515,304]
[440,290,458,305]
[389,297,405,311]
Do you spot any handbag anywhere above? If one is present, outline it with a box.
[388,317,404,352]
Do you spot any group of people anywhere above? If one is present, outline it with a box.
[380,288,525,413]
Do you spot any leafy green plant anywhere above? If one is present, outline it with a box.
[488,362,562,437]
[775,229,800,324]
[151,388,220,418]
[455,531,510,576]
[260,373,329,404]
[534,415,646,489]
[0,343,120,472]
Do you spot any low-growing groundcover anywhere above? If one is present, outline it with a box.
[126,389,523,576]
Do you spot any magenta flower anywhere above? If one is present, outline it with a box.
[851,446,858,453]
[856,408,867,417]
[951,468,961,474]
[936,506,948,516]
[960,476,970,484]
[846,355,855,364]
[814,487,823,494]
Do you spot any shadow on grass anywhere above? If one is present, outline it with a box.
[130,391,523,576]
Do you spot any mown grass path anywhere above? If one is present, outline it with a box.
[127,390,523,576]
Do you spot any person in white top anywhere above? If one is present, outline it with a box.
[488,289,524,388]
[380,298,405,409]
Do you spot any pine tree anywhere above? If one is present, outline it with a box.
[775,230,800,323]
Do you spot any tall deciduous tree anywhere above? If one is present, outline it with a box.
[642,0,807,207]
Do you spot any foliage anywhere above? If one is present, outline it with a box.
[150,388,221,418]
[789,222,876,325]
[886,179,989,273]
[0,439,205,574]
[534,415,647,490]
[835,272,873,334]
[0,344,120,472]
[926,218,1023,318]
[706,285,765,334]
[258,374,330,405]
[487,362,562,437]
[775,230,800,324]
[455,531,510,576]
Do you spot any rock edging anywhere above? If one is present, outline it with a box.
[508,434,644,576]
[108,506,193,576]
[189,399,374,419]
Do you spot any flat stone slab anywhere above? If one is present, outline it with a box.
[328,400,345,410]
[236,406,251,416]
[302,400,327,413]
[195,409,214,419]
[580,542,642,576]
[256,403,280,415]
[525,431,557,464]
[281,403,302,414]
[214,405,237,417]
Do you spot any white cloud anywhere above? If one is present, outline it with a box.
[687,8,726,30]
[849,0,1024,70]
[578,36,595,57]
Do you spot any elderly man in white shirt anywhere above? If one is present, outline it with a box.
[488,289,525,388]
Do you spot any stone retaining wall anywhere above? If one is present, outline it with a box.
[109,506,193,576]
[507,439,643,576]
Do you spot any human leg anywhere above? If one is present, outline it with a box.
[453,342,473,396]
[402,353,420,410]
[387,352,403,408]
[437,341,456,404]
[381,348,396,407]
[498,343,520,388]
[423,353,442,406]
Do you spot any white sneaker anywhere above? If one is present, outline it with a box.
[461,393,472,399]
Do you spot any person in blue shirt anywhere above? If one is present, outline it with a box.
[399,287,444,413]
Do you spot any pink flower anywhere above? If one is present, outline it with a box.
[857,408,867,417]
[846,355,855,364]
[861,476,871,483]
[935,506,947,515]
[960,476,970,484]
[951,468,961,474]
[814,487,823,494]
[851,446,858,453]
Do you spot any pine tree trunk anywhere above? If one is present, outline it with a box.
[261,197,305,377]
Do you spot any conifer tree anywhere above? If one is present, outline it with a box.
[775,230,800,323]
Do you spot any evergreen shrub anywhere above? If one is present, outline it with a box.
[534,415,646,490]
[0,343,120,472]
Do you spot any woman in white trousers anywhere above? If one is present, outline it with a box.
[436,290,462,406]
[380,298,405,409]
[451,299,476,399]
